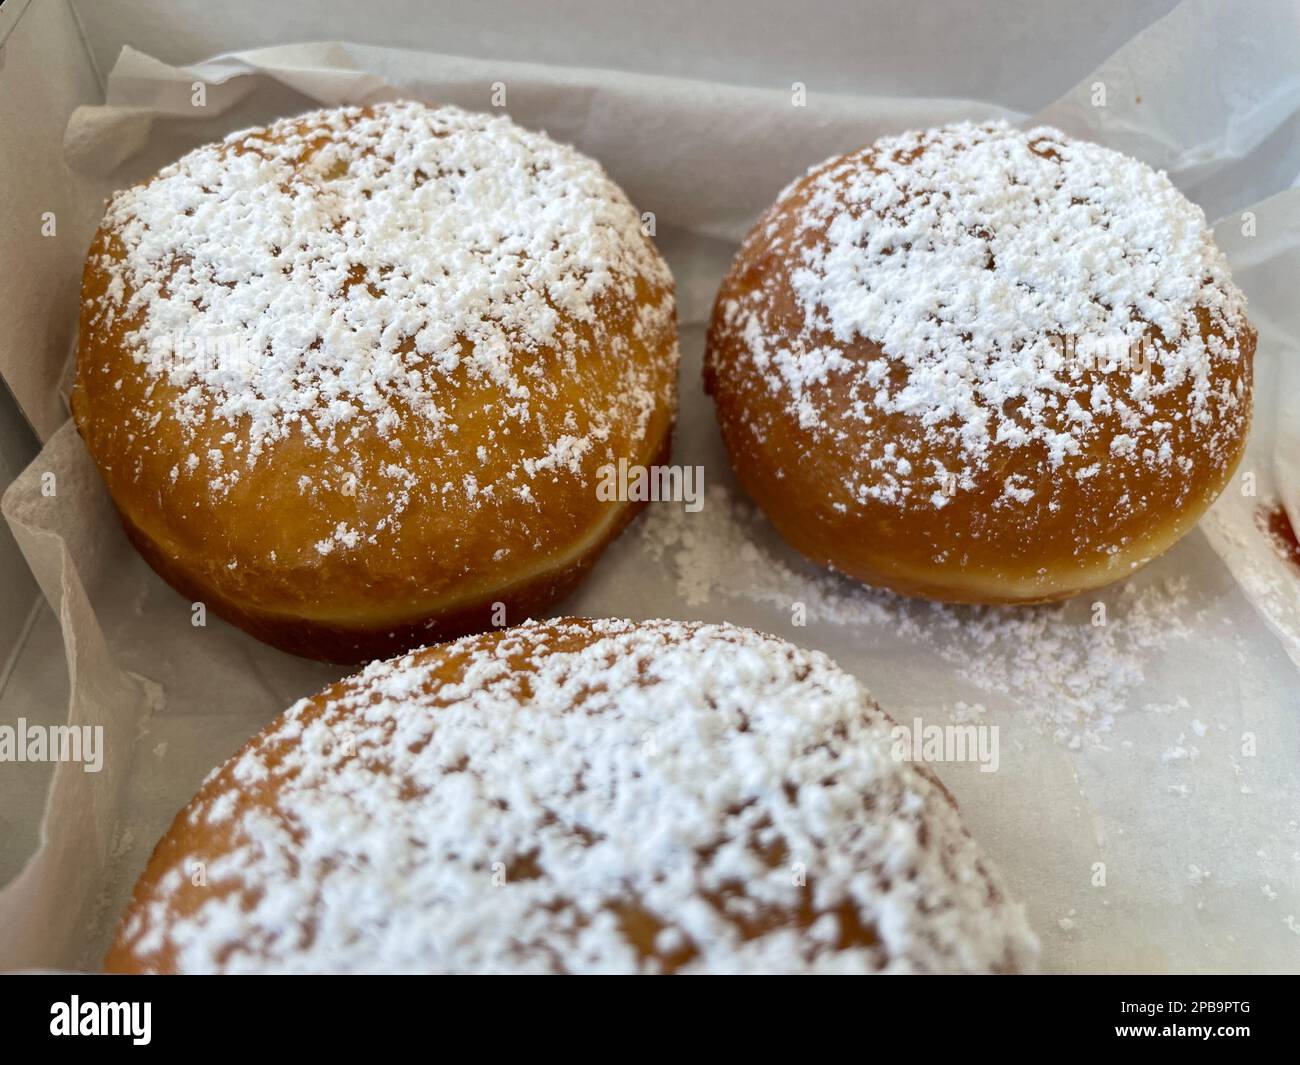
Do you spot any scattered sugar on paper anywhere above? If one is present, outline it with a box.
[639,485,1193,749]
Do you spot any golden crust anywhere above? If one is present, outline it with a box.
[105,618,1037,974]
[704,127,1254,604]
[72,105,678,662]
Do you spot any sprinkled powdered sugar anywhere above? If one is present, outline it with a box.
[639,488,1194,749]
[116,619,1038,974]
[88,100,675,490]
[715,120,1251,511]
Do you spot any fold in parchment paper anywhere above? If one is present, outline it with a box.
[3,0,1299,973]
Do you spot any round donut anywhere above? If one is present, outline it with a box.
[704,121,1253,604]
[104,617,1038,974]
[72,102,678,663]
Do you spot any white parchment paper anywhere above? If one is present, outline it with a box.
[3,0,1299,973]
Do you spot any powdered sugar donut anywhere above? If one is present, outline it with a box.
[705,122,1253,604]
[104,617,1038,974]
[73,102,677,662]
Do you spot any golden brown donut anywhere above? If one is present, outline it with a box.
[705,122,1253,604]
[72,102,677,662]
[105,617,1038,974]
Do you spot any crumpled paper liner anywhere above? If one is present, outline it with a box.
[0,423,161,968]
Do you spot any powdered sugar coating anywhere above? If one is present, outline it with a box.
[88,99,675,484]
[113,619,1038,974]
[713,121,1251,516]
[74,102,677,644]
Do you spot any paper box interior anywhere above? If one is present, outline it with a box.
[1,0,1299,973]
